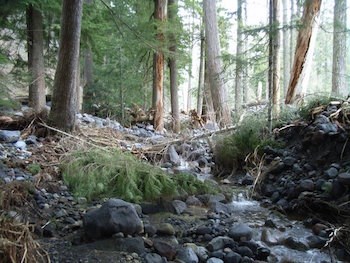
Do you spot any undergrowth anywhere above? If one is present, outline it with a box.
[214,115,282,173]
[62,148,215,203]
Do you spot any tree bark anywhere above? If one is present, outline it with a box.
[27,4,46,113]
[282,0,290,97]
[332,0,347,97]
[168,0,180,133]
[285,0,322,104]
[49,0,83,131]
[235,0,243,117]
[203,0,231,127]
[272,0,281,117]
[152,0,167,132]
[202,61,215,123]
[197,22,205,116]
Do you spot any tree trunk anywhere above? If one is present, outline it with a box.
[235,0,243,117]
[202,61,215,123]
[27,4,46,113]
[168,0,180,133]
[289,0,295,68]
[197,23,205,116]
[282,0,290,97]
[285,0,322,104]
[272,0,281,117]
[152,0,167,132]
[332,0,347,97]
[49,0,83,131]
[203,0,231,127]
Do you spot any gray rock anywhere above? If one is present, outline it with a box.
[153,240,177,260]
[338,172,350,185]
[0,130,20,143]
[317,123,338,133]
[306,235,327,249]
[256,247,271,261]
[209,201,232,214]
[224,251,241,263]
[195,226,212,235]
[207,236,235,252]
[208,194,226,203]
[156,223,175,236]
[282,236,308,251]
[14,140,26,150]
[299,179,314,191]
[171,200,187,215]
[186,196,203,206]
[228,223,253,242]
[324,167,338,179]
[236,246,253,258]
[176,247,199,263]
[83,199,143,240]
[188,244,208,262]
[206,258,224,263]
[167,145,181,165]
[283,156,297,166]
[144,253,167,263]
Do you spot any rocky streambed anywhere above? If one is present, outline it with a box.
[0,105,349,262]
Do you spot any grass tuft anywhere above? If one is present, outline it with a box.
[62,148,215,203]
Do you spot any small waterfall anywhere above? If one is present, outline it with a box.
[231,190,260,211]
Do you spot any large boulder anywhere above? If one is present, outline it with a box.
[0,130,20,143]
[83,199,143,240]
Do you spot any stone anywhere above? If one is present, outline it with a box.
[241,174,254,185]
[261,228,281,245]
[306,235,327,249]
[324,167,338,179]
[195,226,212,235]
[283,156,297,166]
[14,140,26,150]
[171,200,187,215]
[144,253,167,263]
[256,247,271,261]
[207,258,224,263]
[167,145,180,165]
[264,219,276,228]
[282,236,308,251]
[207,236,235,252]
[224,251,241,263]
[144,223,157,237]
[236,246,253,258]
[299,179,314,191]
[338,173,350,185]
[312,223,328,235]
[209,201,233,214]
[186,196,203,206]
[228,223,253,242]
[153,240,177,260]
[210,250,224,259]
[0,130,20,143]
[83,199,143,240]
[208,193,226,203]
[176,247,199,263]
[156,223,175,236]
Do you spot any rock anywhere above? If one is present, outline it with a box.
[14,140,26,150]
[0,130,20,143]
[324,167,338,179]
[228,223,253,242]
[77,197,87,204]
[282,236,308,251]
[195,226,212,235]
[54,209,68,218]
[144,223,157,237]
[210,251,224,259]
[224,251,241,263]
[167,145,180,165]
[186,244,208,262]
[283,156,297,166]
[264,219,276,228]
[186,196,203,206]
[261,228,281,245]
[312,223,328,235]
[306,235,327,249]
[299,179,314,191]
[236,246,253,258]
[153,240,177,260]
[209,201,232,214]
[207,258,224,263]
[241,174,254,185]
[338,172,350,185]
[156,223,175,236]
[171,200,187,215]
[256,247,270,261]
[88,237,145,254]
[83,199,143,240]
[207,236,235,252]
[144,253,167,263]
[176,247,199,263]
[208,194,226,203]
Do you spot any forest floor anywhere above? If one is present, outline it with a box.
[0,100,350,262]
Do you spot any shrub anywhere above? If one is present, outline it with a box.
[62,148,215,203]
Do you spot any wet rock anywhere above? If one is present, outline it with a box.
[176,247,199,263]
[153,240,177,260]
[144,253,167,263]
[210,250,224,259]
[241,174,254,185]
[324,167,338,179]
[156,223,175,236]
[207,236,235,252]
[171,200,187,215]
[264,219,277,228]
[306,235,327,249]
[312,223,328,235]
[228,223,253,242]
[208,193,226,203]
[167,145,180,165]
[261,228,281,245]
[224,251,241,263]
[282,236,308,251]
[0,130,20,143]
[209,201,232,214]
[337,172,350,185]
[256,247,270,261]
[83,199,143,240]
[207,258,224,263]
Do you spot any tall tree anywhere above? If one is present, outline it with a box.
[282,0,290,96]
[235,0,243,117]
[152,0,167,132]
[285,0,322,104]
[332,0,347,97]
[168,0,180,133]
[27,3,46,112]
[197,21,205,116]
[49,0,83,131]
[203,0,231,127]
